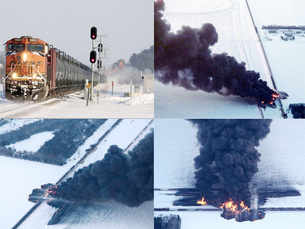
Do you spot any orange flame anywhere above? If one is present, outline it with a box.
[197,197,207,206]
[220,199,250,214]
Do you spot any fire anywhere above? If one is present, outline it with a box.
[220,199,250,214]
[270,92,280,104]
[197,197,207,206]
[240,201,250,211]
[272,93,280,98]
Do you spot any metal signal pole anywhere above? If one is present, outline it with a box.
[91,39,94,101]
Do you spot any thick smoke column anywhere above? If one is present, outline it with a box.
[155,0,278,105]
[129,46,154,72]
[53,131,153,207]
[191,120,271,207]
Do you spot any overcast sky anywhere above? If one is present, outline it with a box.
[0,0,153,66]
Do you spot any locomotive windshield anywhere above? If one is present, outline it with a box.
[28,44,44,53]
[7,44,25,52]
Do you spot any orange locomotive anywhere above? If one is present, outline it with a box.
[5,36,97,100]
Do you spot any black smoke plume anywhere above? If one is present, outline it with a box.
[155,0,278,106]
[129,46,154,72]
[52,131,153,207]
[190,120,272,207]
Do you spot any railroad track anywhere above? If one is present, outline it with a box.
[244,0,286,118]
[12,119,153,228]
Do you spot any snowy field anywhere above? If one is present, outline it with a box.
[155,0,302,118]
[155,211,305,229]
[0,83,154,118]
[7,131,55,153]
[154,119,305,228]
[0,156,66,229]
[0,119,40,135]
[38,201,154,229]
[14,119,153,228]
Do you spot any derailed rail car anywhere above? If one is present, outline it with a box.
[4,36,99,100]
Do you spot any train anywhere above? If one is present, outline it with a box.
[4,36,101,100]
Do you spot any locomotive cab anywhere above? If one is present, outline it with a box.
[5,36,49,99]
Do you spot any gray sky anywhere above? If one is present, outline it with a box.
[0,0,153,66]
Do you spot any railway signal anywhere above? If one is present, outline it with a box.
[90,50,97,64]
[88,26,104,104]
[97,60,103,69]
[98,43,103,53]
[90,26,97,40]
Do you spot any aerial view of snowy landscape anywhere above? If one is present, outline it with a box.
[155,0,305,119]
[154,119,305,228]
[0,119,153,228]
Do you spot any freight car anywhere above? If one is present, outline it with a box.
[4,36,99,100]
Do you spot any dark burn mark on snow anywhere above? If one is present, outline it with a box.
[154,0,279,107]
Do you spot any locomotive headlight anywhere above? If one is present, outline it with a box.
[22,52,28,62]
[12,72,18,79]
[44,45,49,54]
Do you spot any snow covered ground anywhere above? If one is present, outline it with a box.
[41,201,154,229]
[0,119,40,135]
[0,156,66,229]
[7,131,55,153]
[155,211,305,229]
[156,0,302,118]
[0,83,154,118]
[13,119,153,228]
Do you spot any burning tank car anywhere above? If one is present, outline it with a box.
[28,183,57,203]
[4,36,99,100]
[220,200,265,222]
[222,208,265,222]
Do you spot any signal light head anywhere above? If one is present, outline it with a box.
[98,43,103,53]
[90,50,97,63]
[97,60,103,69]
[90,26,97,40]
